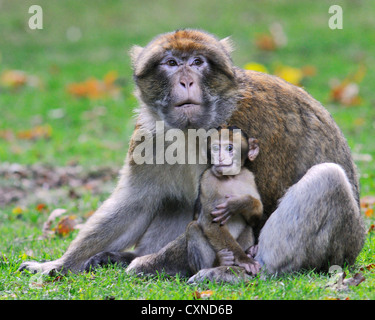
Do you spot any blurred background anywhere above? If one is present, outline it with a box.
[1,1,375,300]
[0,0,374,196]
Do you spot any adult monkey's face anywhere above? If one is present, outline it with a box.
[130,29,239,130]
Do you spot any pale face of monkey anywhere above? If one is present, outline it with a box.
[132,30,238,130]
[157,53,206,129]
[210,134,246,177]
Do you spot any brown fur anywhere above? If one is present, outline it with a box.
[19,30,365,281]
[228,69,359,232]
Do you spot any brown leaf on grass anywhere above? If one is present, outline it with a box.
[365,208,374,218]
[54,215,77,236]
[41,208,67,238]
[35,203,48,212]
[326,271,366,291]
[0,70,42,89]
[0,163,119,207]
[344,273,365,287]
[255,34,277,51]
[367,224,375,233]
[359,263,375,272]
[16,124,52,140]
[52,275,64,282]
[301,65,317,77]
[200,290,214,298]
[193,290,213,299]
[329,64,366,106]
[192,291,201,300]
[255,23,287,51]
[0,125,52,141]
[330,82,362,106]
[1,70,27,88]
[360,195,375,208]
[67,71,120,99]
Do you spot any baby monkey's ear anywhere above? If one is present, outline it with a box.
[248,138,259,161]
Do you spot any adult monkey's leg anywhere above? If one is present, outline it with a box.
[19,162,197,274]
[256,163,366,274]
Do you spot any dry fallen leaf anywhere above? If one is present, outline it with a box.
[200,290,213,298]
[0,70,27,88]
[16,124,52,141]
[55,215,77,236]
[192,290,214,300]
[36,203,48,212]
[359,263,375,272]
[255,34,277,51]
[301,65,317,77]
[365,208,374,218]
[326,271,365,291]
[368,224,375,233]
[344,273,365,287]
[0,70,42,89]
[255,23,287,51]
[41,208,67,238]
[360,195,375,208]
[67,71,120,99]
[192,291,201,300]
[329,64,366,106]
[330,81,362,106]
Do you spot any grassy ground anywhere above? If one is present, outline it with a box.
[0,0,374,300]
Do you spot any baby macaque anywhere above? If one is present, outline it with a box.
[192,126,263,275]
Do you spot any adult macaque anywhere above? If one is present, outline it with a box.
[20,30,365,280]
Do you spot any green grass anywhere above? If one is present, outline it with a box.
[1,0,375,300]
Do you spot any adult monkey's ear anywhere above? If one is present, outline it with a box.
[219,36,235,54]
[129,45,144,69]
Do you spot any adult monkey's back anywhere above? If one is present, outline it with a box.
[20,29,365,276]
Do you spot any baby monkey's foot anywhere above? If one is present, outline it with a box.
[236,259,261,275]
[246,244,258,259]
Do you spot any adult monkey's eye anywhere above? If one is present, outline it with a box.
[166,59,178,67]
[192,58,203,66]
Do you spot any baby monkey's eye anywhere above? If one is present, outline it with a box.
[211,145,220,153]
[226,145,233,152]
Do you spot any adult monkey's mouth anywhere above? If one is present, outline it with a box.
[175,100,201,108]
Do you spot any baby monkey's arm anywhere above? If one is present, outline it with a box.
[211,193,263,226]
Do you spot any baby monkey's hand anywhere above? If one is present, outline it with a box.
[211,194,244,225]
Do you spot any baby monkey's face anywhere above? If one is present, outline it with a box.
[209,131,248,177]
